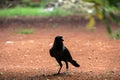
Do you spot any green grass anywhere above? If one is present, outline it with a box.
[0,7,47,17]
[111,29,120,39]
[0,7,72,18]
[16,28,34,34]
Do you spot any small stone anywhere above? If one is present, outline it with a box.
[0,72,3,75]
[88,57,92,59]
[5,41,14,44]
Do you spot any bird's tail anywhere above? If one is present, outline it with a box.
[69,60,80,67]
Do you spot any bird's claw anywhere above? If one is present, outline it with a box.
[53,73,60,76]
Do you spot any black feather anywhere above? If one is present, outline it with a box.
[49,36,80,74]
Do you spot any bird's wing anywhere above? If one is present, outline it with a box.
[63,47,73,60]
[49,48,54,57]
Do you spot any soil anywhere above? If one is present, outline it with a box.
[0,16,120,80]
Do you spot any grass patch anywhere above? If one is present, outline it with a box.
[48,8,73,17]
[111,29,120,39]
[0,7,72,18]
[16,28,34,34]
[0,7,45,17]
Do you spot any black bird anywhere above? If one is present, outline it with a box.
[49,36,80,74]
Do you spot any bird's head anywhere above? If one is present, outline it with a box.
[55,36,64,42]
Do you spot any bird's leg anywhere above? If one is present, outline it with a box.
[57,61,62,74]
[65,61,69,75]
[57,66,62,74]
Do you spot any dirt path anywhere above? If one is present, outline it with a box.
[0,17,120,80]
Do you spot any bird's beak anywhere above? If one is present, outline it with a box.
[62,38,64,41]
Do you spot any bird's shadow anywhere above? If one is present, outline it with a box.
[26,72,72,80]
[53,73,67,76]
[47,72,71,77]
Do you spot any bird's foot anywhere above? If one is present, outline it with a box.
[65,69,69,75]
[64,72,68,75]
[53,73,60,76]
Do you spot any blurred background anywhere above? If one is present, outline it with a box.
[0,0,120,38]
[0,1,120,79]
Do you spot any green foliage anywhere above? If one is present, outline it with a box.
[109,12,120,25]
[108,0,120,7]
[22,0,31,3]
[21,0,41,7]
[83,0,109,6]
[39,0,53,8]
[0,0,21,8]
[86,15,95,30]
[83,0,120,35]
[111,29,120,39]
[102,9,112,34]
[16,28,34,34]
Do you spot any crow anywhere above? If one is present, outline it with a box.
[49,36,80,74]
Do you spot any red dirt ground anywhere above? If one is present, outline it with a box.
[0,17,120,80]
